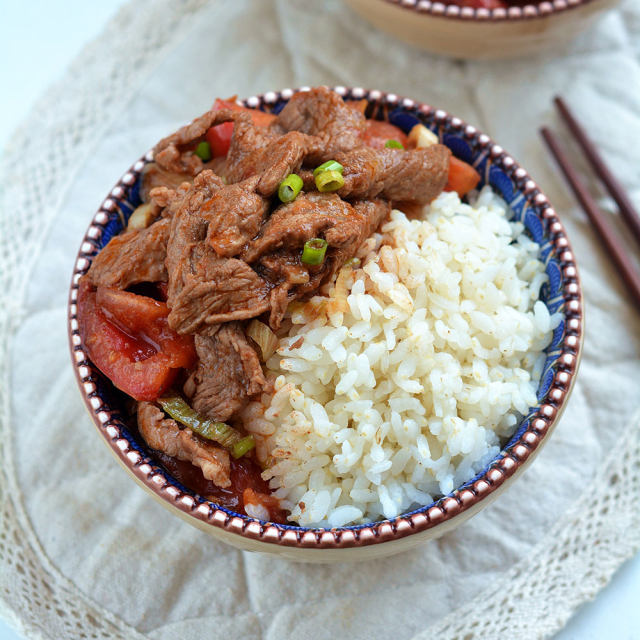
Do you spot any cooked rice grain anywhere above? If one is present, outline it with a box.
[242,187,560,527]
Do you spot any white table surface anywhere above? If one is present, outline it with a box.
[0,2,638,638]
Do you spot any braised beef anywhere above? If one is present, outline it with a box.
[167,239,271,335]
[242,193,390,265]
[87,217,170,289]
[260,253,310,287]
[242,194,390,328]
[327,198,391,262]
[334,145,451,203]
[275,86,366,163]
[202,175,269,257]
[267,279,296,328]
[154,145,203,176]
[165,171,271,334]
[148,186,176,210]
[242,193,353,262]
[257,251,328,328]
[225,129,319,196]
[154,108,248,175]
[183,323,267,422]
[221,113,277,181]
[137,401,231,487]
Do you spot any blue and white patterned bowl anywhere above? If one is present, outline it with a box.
[68,88,583,561]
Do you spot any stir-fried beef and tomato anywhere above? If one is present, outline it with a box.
[78,87,480,521]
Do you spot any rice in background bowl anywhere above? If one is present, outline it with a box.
[243,186,560,527]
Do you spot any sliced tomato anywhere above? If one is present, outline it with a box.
[77,280,195,401]
[96,287,195,368]
[205,98,276,158]
[97,286,167,328]
[445,156,481,197]
[362,119,409,150]
[205,121,235,158]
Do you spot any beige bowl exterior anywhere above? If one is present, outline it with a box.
[345,0,619,60]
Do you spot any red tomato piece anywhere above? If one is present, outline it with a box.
[97,286,167,328]
[96,287,195,369]
[77,280,195,401]
[445,156,481,197]
[362,120,409,150]
[205,121,234,158]
[205,98,276,158]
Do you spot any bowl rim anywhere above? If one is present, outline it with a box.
[68,86,583,550]
[377,0,601,22]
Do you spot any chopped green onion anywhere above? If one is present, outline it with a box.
[344,257,361,269]
[232,436,256,459]
[313,159,344,177]
[315,169,345,193]
[278,173,303,203]
[158,395,255,459]
[301,238,328,265]
[385,139,404,150]
[195,141,212,161]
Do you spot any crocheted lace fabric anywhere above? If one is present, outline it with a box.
[1,1,639,638]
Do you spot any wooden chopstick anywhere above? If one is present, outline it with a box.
[540,126,640,308]
[554,96,640,247]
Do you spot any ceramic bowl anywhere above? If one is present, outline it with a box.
[68,87,583,562]
[345,0,619,60]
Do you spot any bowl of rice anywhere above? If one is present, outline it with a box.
[69,87,582,561]
[344,0,619,60]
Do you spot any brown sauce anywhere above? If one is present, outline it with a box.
[153,452,287,523]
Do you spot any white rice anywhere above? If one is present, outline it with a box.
[242,187,561,527]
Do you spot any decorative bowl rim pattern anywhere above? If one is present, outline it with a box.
[68,86,583,550]
[378,0,599,22]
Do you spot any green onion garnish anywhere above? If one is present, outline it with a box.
[195,141,212,161]
[278,173,303,203]
[232,436,256,459]
[385,139,404,150]
[313,159,344,177]
[301,238,328,265]
[158,395,255,459]
[315,169,345,193]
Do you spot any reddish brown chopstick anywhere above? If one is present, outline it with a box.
[554,96,640,246]
[540,126,640,308]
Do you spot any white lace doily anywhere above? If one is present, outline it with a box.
[1,1,639,639]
